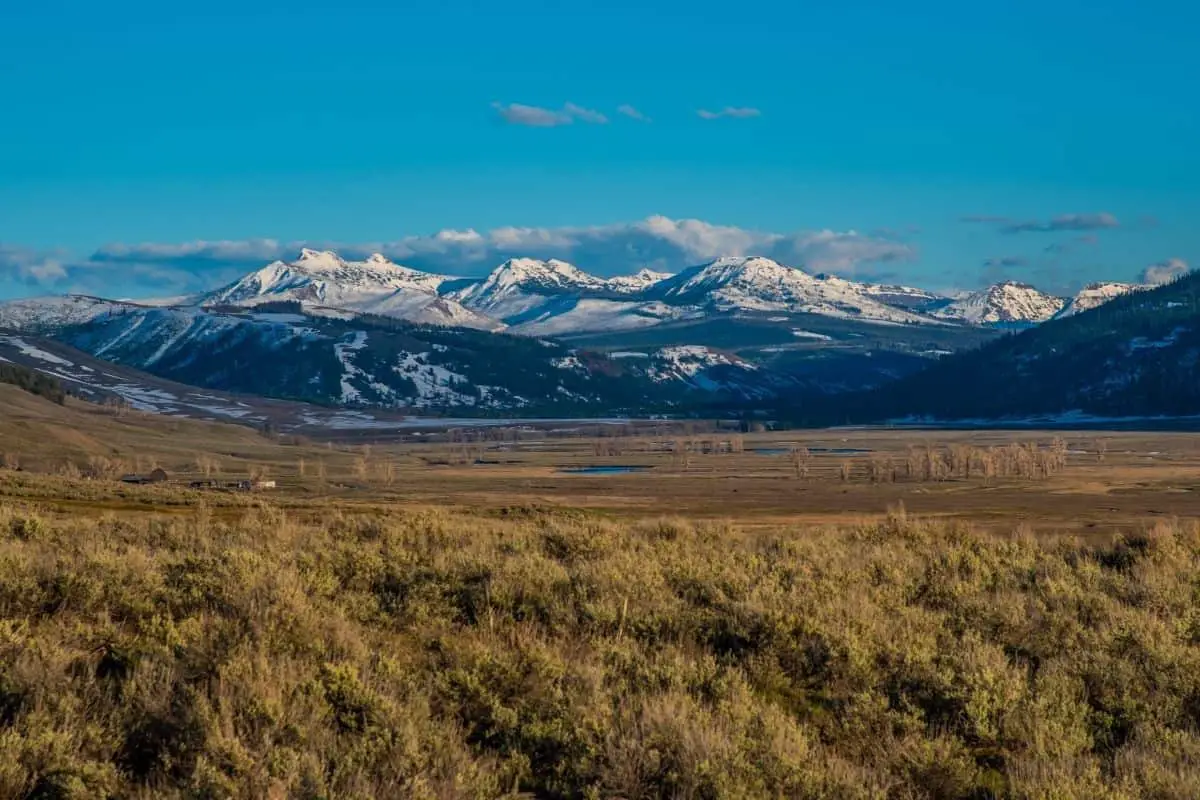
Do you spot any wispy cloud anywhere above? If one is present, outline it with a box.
[616,104,650,122]
[1002,212,1120,234]
[492,102,609,127]
[961,212,1120,234]
[960,215,1012,224]
[94,239,285,264]
[563,102,609,124]
[982,256,1029,268]
[697,107,762,120]
[1044,234,1098,255]
[1142,257,1189,286]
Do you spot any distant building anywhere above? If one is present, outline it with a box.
[121,468,169,485]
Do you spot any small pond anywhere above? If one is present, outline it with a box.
[557,466,651,475]
[751,447,874,456]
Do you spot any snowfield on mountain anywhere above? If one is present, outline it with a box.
[202,249,498,330]
[648,257,939,323]
[1055,281,1143,318]
[0,295,136,331]
[931,281,1065,325]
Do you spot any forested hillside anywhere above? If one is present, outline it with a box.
[805,272,1200,422]
[0,362,65,404]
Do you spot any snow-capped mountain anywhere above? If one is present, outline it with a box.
[1056,282,1142,318]
[649,257,936,323]
[606,268,674,294]
[207,248,448,302]
[444,259,690,333]
[931,281,1065,325]
[3,246,1158,419]
[447,258,611,320]
[203,249,499,330]
[6,250,1148,348]
[0,295,137,332]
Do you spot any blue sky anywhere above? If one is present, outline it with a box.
[1,0,1197,298]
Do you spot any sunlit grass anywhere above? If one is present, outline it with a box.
[0,487,1197,797]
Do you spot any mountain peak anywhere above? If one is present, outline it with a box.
[1056,281,1140,318]
[448,257,609,319]
[604,267,675,295]
[707,255,786,271]
[635,267,672,280]
[497,257,581,274]
[200,249,457,319]
[294,249,343,270]
[934,281,1064,325]
[488,257,599,288]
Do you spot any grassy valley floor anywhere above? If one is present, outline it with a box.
[2,478,1200,797]
[5,387,1200,796]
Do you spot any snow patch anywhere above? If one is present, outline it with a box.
[333,331,370,403]
[791,329,833,341]
[393,352,476,406]
[0,336,76,367]
[1129,327,1187,351]
[551,355,585,371]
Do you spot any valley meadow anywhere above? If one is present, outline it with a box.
[3,386,1200,797]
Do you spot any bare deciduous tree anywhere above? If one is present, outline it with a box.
[195,454,220,478]
[790,446,810,480]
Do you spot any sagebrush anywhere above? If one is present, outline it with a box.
[0,499,1198,798]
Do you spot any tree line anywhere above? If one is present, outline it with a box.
[0,364,66,405]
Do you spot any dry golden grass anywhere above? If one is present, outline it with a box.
[6,389,1200,795]
[1,486,1200,798]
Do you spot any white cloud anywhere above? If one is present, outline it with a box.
[617,104,650,122]
[81,217,916,292]
[491,102,572,127]
[1142,257,1189,285]
[0,245,70,288]
[433,229,485,244]
[697,107,762,120]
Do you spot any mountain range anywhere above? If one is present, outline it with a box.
[183,249,1126,332]
[0,249,1163,419]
